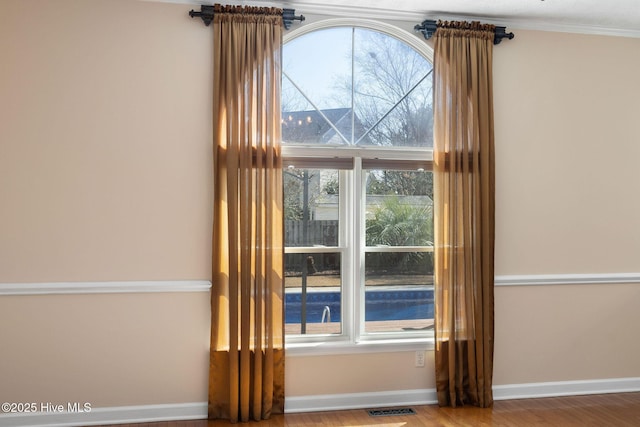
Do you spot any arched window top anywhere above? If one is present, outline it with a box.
[282,19,434,149]
[283,18,433,62]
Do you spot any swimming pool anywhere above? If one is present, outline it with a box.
[285,288,434,324]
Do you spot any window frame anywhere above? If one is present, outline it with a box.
[282,19,435,356]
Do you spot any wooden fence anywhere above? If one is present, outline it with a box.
[285,220,339,273]
[285,220,338,247]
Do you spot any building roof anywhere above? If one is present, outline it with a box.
[282,108,371,145]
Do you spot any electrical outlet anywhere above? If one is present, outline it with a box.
[415,350,425,367]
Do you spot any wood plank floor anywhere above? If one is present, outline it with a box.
[97,392,640,426]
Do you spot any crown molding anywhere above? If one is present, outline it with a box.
[493,17,640,39]
[165,0,640,39]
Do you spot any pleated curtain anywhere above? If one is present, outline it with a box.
[432,21,496,408]
[208,5,285,422]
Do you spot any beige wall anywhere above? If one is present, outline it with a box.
[0,0,213,283]
[1,0,639,409]
[494,283,640,385]
[0,292,210,406]
[494,30,640,275]
[0,0,213,407]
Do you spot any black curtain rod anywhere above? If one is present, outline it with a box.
[189,5,305,29]
[414,20,514,45]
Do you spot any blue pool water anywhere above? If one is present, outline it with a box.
[285,289,433,324]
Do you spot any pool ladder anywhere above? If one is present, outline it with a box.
[321,305,331,323]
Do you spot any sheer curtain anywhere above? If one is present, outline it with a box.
[432,21,496,408]
[208,5,285,422]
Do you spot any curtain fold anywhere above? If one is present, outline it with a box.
[432,21,496,408]
[208,5,285,422]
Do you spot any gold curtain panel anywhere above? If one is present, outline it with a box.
[208,6,285,423]
[432,21,496,408]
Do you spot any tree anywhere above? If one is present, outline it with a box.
[344,30,434,199]
[366,196,433,247]
[366,169,433,199]
[343,30,434,148]
[366,196,433,273]
[282,75,309,114]
[284,169,318,221]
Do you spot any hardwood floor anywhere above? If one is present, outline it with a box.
[95,392,640,426]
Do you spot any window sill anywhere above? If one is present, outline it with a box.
[285,337,434,357]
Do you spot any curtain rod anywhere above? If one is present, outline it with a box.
[189,5,305,29]
[414,20,514,45]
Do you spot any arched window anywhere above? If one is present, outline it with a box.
[282,20,434,348]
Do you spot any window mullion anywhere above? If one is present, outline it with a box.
[337,168,352,343]
[351,27,356,145]
[353,157,365,342]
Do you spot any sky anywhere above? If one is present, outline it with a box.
[283,27,353,111]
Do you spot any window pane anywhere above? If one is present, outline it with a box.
[364,167,433,334]
[364,252,433,333]
[365,169,433,246]
[282,106,351,145]
[284,168,339,247]
[282,28,353,146]
[353,28,433,147]
[283,28,352,111]
[355,78,433,147]
[285,252,342,335]
[282,26,432,148]
[282,24,435,343]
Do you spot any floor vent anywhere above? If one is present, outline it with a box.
[367,407,417,417]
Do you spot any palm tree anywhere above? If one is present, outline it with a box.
[366,196,433,272]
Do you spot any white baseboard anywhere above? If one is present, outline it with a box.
[2,377,639,426]
[0,403,207,427]
[493,377,640,400]
[285,376,640,413]
[285,388,437,413]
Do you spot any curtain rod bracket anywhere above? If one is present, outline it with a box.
[494,26,515,44]
[282,8,305,30]
[188,5,304,29]
[414,20,438,40]
[414,19,514,45]
[189,5,214,26]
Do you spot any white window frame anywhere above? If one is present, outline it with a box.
[282,19,435,356]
